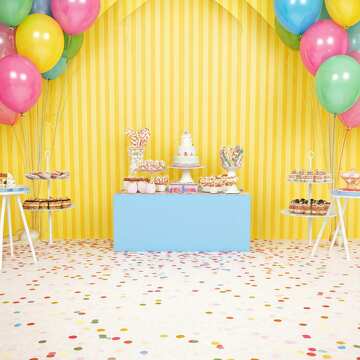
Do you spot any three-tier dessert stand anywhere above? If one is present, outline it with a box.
[25,151,73,245]
[281,152,335,245]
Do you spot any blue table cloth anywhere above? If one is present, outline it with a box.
[113,193,251,252]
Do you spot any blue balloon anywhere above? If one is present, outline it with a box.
[348,22,360,53]
[42,57,67,80]
[31,0,52,16]
[275,0,323,35]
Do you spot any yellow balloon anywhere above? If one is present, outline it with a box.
[325,0,360,28]
[16,14,64,73]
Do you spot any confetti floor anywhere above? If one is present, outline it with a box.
[1,239,360,360]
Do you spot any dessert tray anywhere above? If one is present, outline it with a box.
[288,169,332,183]
[25,171,70,180]
[340,170,360,191]
[136,160,166,172]
[0,172,16,188]
[287,199,332,216]
[23,198,73,211]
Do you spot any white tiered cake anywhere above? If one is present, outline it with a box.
[173,131,199,167]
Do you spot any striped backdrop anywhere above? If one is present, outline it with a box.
[0,0,359,241]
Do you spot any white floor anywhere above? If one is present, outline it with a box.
[0,240,359,360]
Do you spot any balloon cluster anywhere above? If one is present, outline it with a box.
[275,0,360,129]
[0,0,100,125]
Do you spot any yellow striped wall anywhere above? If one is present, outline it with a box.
[0,0,359,241]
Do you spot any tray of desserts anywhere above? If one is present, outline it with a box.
[199,175,238,194]
[288,170,332,183]
[0,172,16,188]
[284,198,333,217]
[23,198,72,211]
[25,171,70,180]
[340,170,360,191]
[136,160,166,172]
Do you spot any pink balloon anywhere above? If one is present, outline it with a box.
[300,20,348,75]
[0,55,42,113]
[349,51,360,64]
[339,99,360,129]
[51,0,100,35]
[0,24,16,60]
[0,101,19,126]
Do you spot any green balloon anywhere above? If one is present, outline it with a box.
[316,55,360,115]
[275,18,301,50]
[319,4,330,20]
[63,33,84,60]
[0,0,33,27]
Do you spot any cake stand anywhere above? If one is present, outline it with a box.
[24,151,73,245]
[170,165,204,184]
[223,167,241,194]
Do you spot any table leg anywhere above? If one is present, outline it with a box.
[330,199,348,252]
[0,197,6,270]
[308,218,313,245]
[48,211,53,245]
[16,196,37,264]
[6,198,13,257]
[311,215,329,257]
[336,198,350,260]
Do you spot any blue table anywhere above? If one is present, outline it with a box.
[0,186,37,270]
[113,193,251,252]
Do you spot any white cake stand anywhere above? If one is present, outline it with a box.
[223,167,241,193]
[170,165,204,184]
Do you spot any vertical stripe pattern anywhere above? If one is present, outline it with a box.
[0,0,359,241]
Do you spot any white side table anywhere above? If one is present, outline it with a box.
[311,190,359,260]
[0,186,37,270]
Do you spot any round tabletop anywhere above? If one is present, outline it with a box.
[332,189,360,199]
[0,186,30,196]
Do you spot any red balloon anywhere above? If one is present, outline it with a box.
[339,99,360,129]
[300,20,348,75]
[0,55,42,113]
[0,101,19,125]
[0,24,16,60]
[349,51,360,64]
[51,0,100,35]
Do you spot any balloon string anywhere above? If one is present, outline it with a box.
[20,114,29,171]
[37,80,50,170]
[50,77,67,158]
[12,123,26,169]
[337,128,350,184]
[328,113,332,179]
[332,114,336,190]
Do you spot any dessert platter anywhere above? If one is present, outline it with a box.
[23,198,72,210]
[288,199,331,216]
[288,169,332,183]
[339,170,360,192]
[199,174,238,194]
[0,172,16,188]
[136,160,166,173]
[25,171,70,180]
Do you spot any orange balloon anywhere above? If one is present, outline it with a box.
[16,14,64,73]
